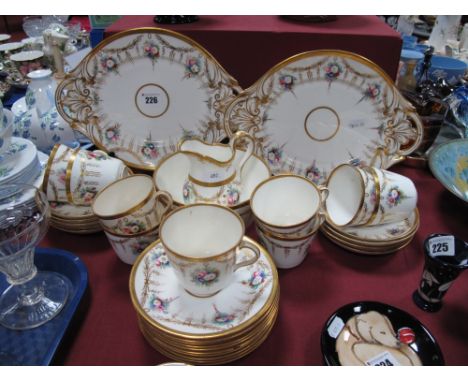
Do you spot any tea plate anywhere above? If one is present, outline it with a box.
[224,50,423,184]
[429,138,468,203]
[49,201,95,220]
[325,208,419,242]
[153,150,271,206]
[55,28,241,171]
[130,237,278,336]
[321,301,444,366]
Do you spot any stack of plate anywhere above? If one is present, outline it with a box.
[130,237,279,365]
[49,201,101,234]
[320,209,420,255]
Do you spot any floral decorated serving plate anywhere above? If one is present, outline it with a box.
[55,28,241,171]
[153,150,271,207]
[130,237,278,336]
[321,301,444,366]
[429,138,468,203]
[224,50,423,184]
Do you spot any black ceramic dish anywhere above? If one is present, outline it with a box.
[320,301,444,366]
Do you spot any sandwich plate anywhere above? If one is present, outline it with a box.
[320,301,444,366]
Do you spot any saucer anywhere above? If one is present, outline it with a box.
[153,150,271,207]
[49,201,95,220]
[0,137,39,185]
[321,301,444,366]
[324,209,419,243]
[131,236,278,336]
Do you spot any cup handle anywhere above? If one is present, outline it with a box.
[233,239,260,272]
[317,185,329,202]
[92,150,110,159]
[154,190,173,219]
[230,131,256,179]
[311,211,326,233]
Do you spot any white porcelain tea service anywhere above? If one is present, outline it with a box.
[92,175,173,265]
[153,146,270,227]
[250,174,328,269]
[0,102,13,157]
[178,131,256,207]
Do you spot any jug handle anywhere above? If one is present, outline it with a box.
[230,131,256,178]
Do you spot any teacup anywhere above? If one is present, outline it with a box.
[92,174,173,236]
[9,50,44,77]
[325,164,417,227]
[104,226,160,265]
[250,174,328,237]
[256,224,318,269]
[68,149,131,205]
[42,144,77,201]
[159,204,260,298]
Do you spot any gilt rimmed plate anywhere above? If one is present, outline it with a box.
[49,201,95,220]
[55,28,241,171]
[324,208,419,243]
[130,236,278,337]
[321,301,444,366]
[224,50,423,184]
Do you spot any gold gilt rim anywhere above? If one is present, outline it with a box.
[159,203,245,262]
[56,27,241,172]
[102,224,159,239]
[141,295,278,349]
[41,143,61,193]
[177,136,236,166]
[250,173,324,229]
[140,304,278,357]
[188,171,236,188]
[256,221,319,242]
[142,293,279,348]
[224,49,407,139]
[138,299,278,361]
[326,164,365,227]
[324,207,420,244]
[92,174,155,220]
[363,166,381,226]
[322,228,415,255]
[129,236,279,340]
[152,150,271,208]
[321,224,418,249]
[65,148,80,204]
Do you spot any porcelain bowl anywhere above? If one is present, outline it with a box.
[153,150,271,227]
[427,56,467,86]
[429,138,468,202]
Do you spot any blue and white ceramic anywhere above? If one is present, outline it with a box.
[0,107,13,157]
[11,69,77,154]
[399,49,425,80]
[0,138,40,190]
[429,138,468,202]
[12,97,77,154]
[427,56,467,86]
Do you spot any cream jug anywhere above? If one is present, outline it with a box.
[178,131,255,206]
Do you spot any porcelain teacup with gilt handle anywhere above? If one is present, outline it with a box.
[159,203,260,298]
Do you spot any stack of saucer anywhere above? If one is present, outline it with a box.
[0,138,46,199]
[49,202,101,234]
[130,237,279,365]
[320,208,420,255]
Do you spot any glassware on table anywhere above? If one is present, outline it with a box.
[413,233,468,312]
[22,16,46,38]
[0,184,70,330]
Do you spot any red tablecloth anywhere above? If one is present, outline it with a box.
[40,163,468,365]
[104,15,402,89]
